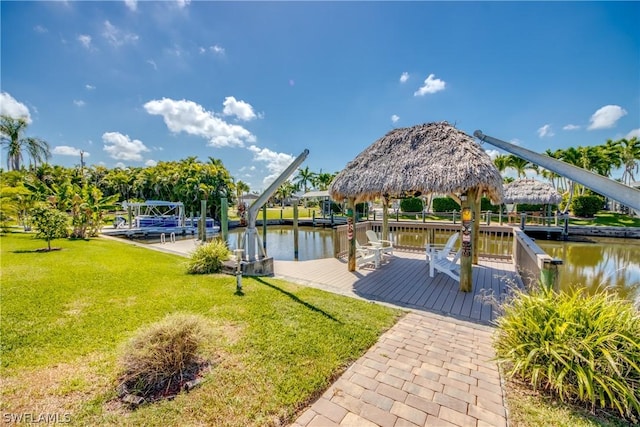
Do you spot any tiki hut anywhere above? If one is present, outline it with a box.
[503,178,562,205]
[503,178,562,225]
[329,121,504,291]
[330,122,503,204]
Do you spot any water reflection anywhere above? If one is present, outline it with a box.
[227,226,334,261]
[536,237,640,304]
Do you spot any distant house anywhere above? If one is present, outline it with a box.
[240,193,259,206]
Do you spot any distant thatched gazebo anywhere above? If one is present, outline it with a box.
[503,178,562,205]
[329,122,504,291]
[503,178,562,226]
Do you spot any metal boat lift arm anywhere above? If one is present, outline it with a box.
[474,130,640,212]
[241,149,309,260]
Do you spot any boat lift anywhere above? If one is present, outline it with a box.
[474,131,640,212]
[239,149,309,269]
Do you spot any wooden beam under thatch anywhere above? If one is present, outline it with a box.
[329,121,504,204]
[503,178,562,205]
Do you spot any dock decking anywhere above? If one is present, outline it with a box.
[274,251,521,324]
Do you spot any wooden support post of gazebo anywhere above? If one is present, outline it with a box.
[460,193,473,292]
[347,198,356,272]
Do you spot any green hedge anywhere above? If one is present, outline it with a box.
[571,195,604,217]
[432,197,499,213]
[432,197,460,212]
[400,197,424,213]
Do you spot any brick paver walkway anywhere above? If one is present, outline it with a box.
[291,311,507,427]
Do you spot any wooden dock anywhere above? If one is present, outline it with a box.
[274,251,521,325]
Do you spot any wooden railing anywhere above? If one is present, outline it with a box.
[512,228,562,289]
[333,220,561,290]
[333,221,513,260]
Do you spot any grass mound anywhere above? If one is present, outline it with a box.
[186,239,230,274]
[494,286,640,423]
[118,313,212,402]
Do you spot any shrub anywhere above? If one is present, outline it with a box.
[400,197,424,213]
[432,197,460,212]
[571,195,604,217]
[31,206,69,251]
[494,286,640,422]
[118,313,212,400]
[186,239,230,274]
[480,197,500,214]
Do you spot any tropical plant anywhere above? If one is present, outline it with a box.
[571,195,604,218]
[494,286,640,422]
[186,239,231,274]
[617,137,640,186]
[0,115,50,170]
[294,166,316,193]
[30,205,69,251]
[507,155,538,178]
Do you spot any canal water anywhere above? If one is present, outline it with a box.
[226,226,639,304]
[133,225,639,304]
[536,237,640,304]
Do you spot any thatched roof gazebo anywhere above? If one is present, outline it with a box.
[329,121,504,291]
[503,178,562,205]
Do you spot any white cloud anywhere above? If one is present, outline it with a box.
[102,20,139,47]
[626,128,640,139]
[247,145,295,187]
[0,92,31,123]
[399,72,409,83]
[485,149,500,160]
[145,159,158,167]
[102,131,149,161]
[414,74,446,96]
[210,44,225,55]
[222,96,257,121]
[124,0,137,11]
[147,59,157,70]
[144,98,256,148]
[175,0,191,8]
[563,124,580,131]
[114,162,126,169]
[73,100,86,107]
[391,114,399,123]
[537,124,554,138]
[85,84,95,90]
[77,34,92,50]
[587,105,627,130]
[52,146,88,157]
[34,25,48,33]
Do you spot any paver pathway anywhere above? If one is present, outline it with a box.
[290,311,507,427]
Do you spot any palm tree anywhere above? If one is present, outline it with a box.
[507,155,537,178]
[493,154,511,175]
[234,180,250,204]
[0,116,50,170]
[617,137,640,186]
[294,166,315,193]
[314,171,336,191]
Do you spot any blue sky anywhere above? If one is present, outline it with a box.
[2,1,638,191]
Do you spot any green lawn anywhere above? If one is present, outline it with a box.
[0,233,402,426]
[568,211,640,227]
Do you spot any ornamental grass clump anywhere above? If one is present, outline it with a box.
[118,313,212,401]
[494,286,640,422]
[186,239,230,274]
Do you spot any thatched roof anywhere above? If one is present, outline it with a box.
[329,122,504,204]
[503,179,562,204]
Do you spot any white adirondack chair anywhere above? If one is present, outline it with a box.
[426,232,459,264]
[355,240,379,269]
[429,249,461,282]
[365,230,393,258]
